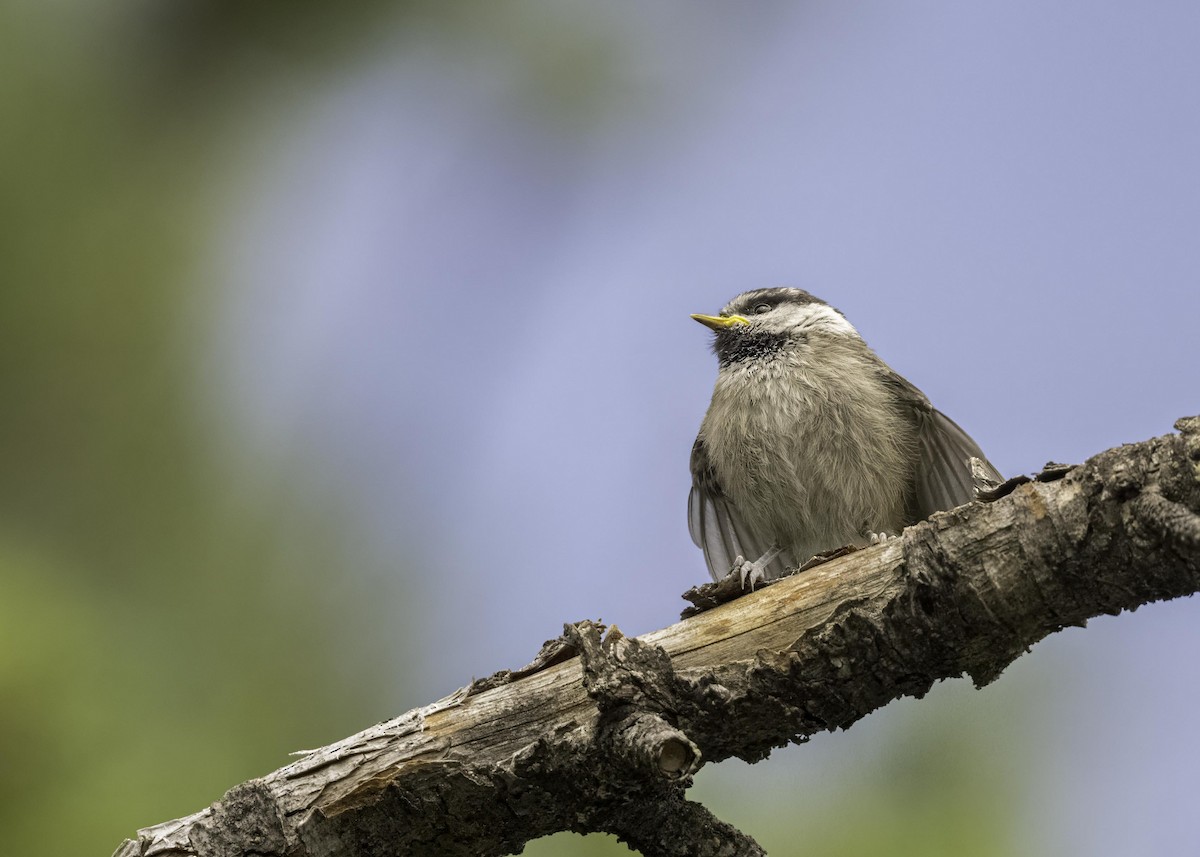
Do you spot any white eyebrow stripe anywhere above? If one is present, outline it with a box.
[795,303,861,337]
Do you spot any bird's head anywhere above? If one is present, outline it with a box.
[691,288,860,365]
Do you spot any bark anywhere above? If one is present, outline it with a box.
[114,417,1200,857]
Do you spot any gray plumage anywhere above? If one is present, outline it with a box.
[689,288,1002,584]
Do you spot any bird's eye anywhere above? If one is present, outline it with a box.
[753,303,772,314]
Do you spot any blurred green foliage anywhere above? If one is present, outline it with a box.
[0,3,410,854]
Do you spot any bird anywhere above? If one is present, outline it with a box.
[688,287,1002,586]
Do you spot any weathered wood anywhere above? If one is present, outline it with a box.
[114,417,1200,857]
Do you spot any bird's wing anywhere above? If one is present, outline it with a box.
[879,366,1004,522]
[689,435,793,581]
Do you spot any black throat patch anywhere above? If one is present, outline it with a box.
[713,329,796,366]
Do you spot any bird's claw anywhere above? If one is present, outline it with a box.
[868,531,892,545]
[731,554,768,590]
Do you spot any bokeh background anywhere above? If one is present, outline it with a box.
[3,3,1198,855]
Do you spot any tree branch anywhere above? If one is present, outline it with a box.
[114,416,1200,857]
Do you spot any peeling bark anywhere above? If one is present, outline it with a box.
[114,417,1200,857]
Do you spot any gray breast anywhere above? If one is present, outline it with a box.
[700,342,916,558]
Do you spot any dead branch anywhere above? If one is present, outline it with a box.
[114,416,1200,857]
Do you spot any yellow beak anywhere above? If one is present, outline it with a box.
[690,313,750,331]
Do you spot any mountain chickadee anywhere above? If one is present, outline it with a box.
[689,287,1002,586]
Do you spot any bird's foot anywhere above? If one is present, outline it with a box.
[730,555,770,590]
[728,544,785,590]
[867,531,893,545]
